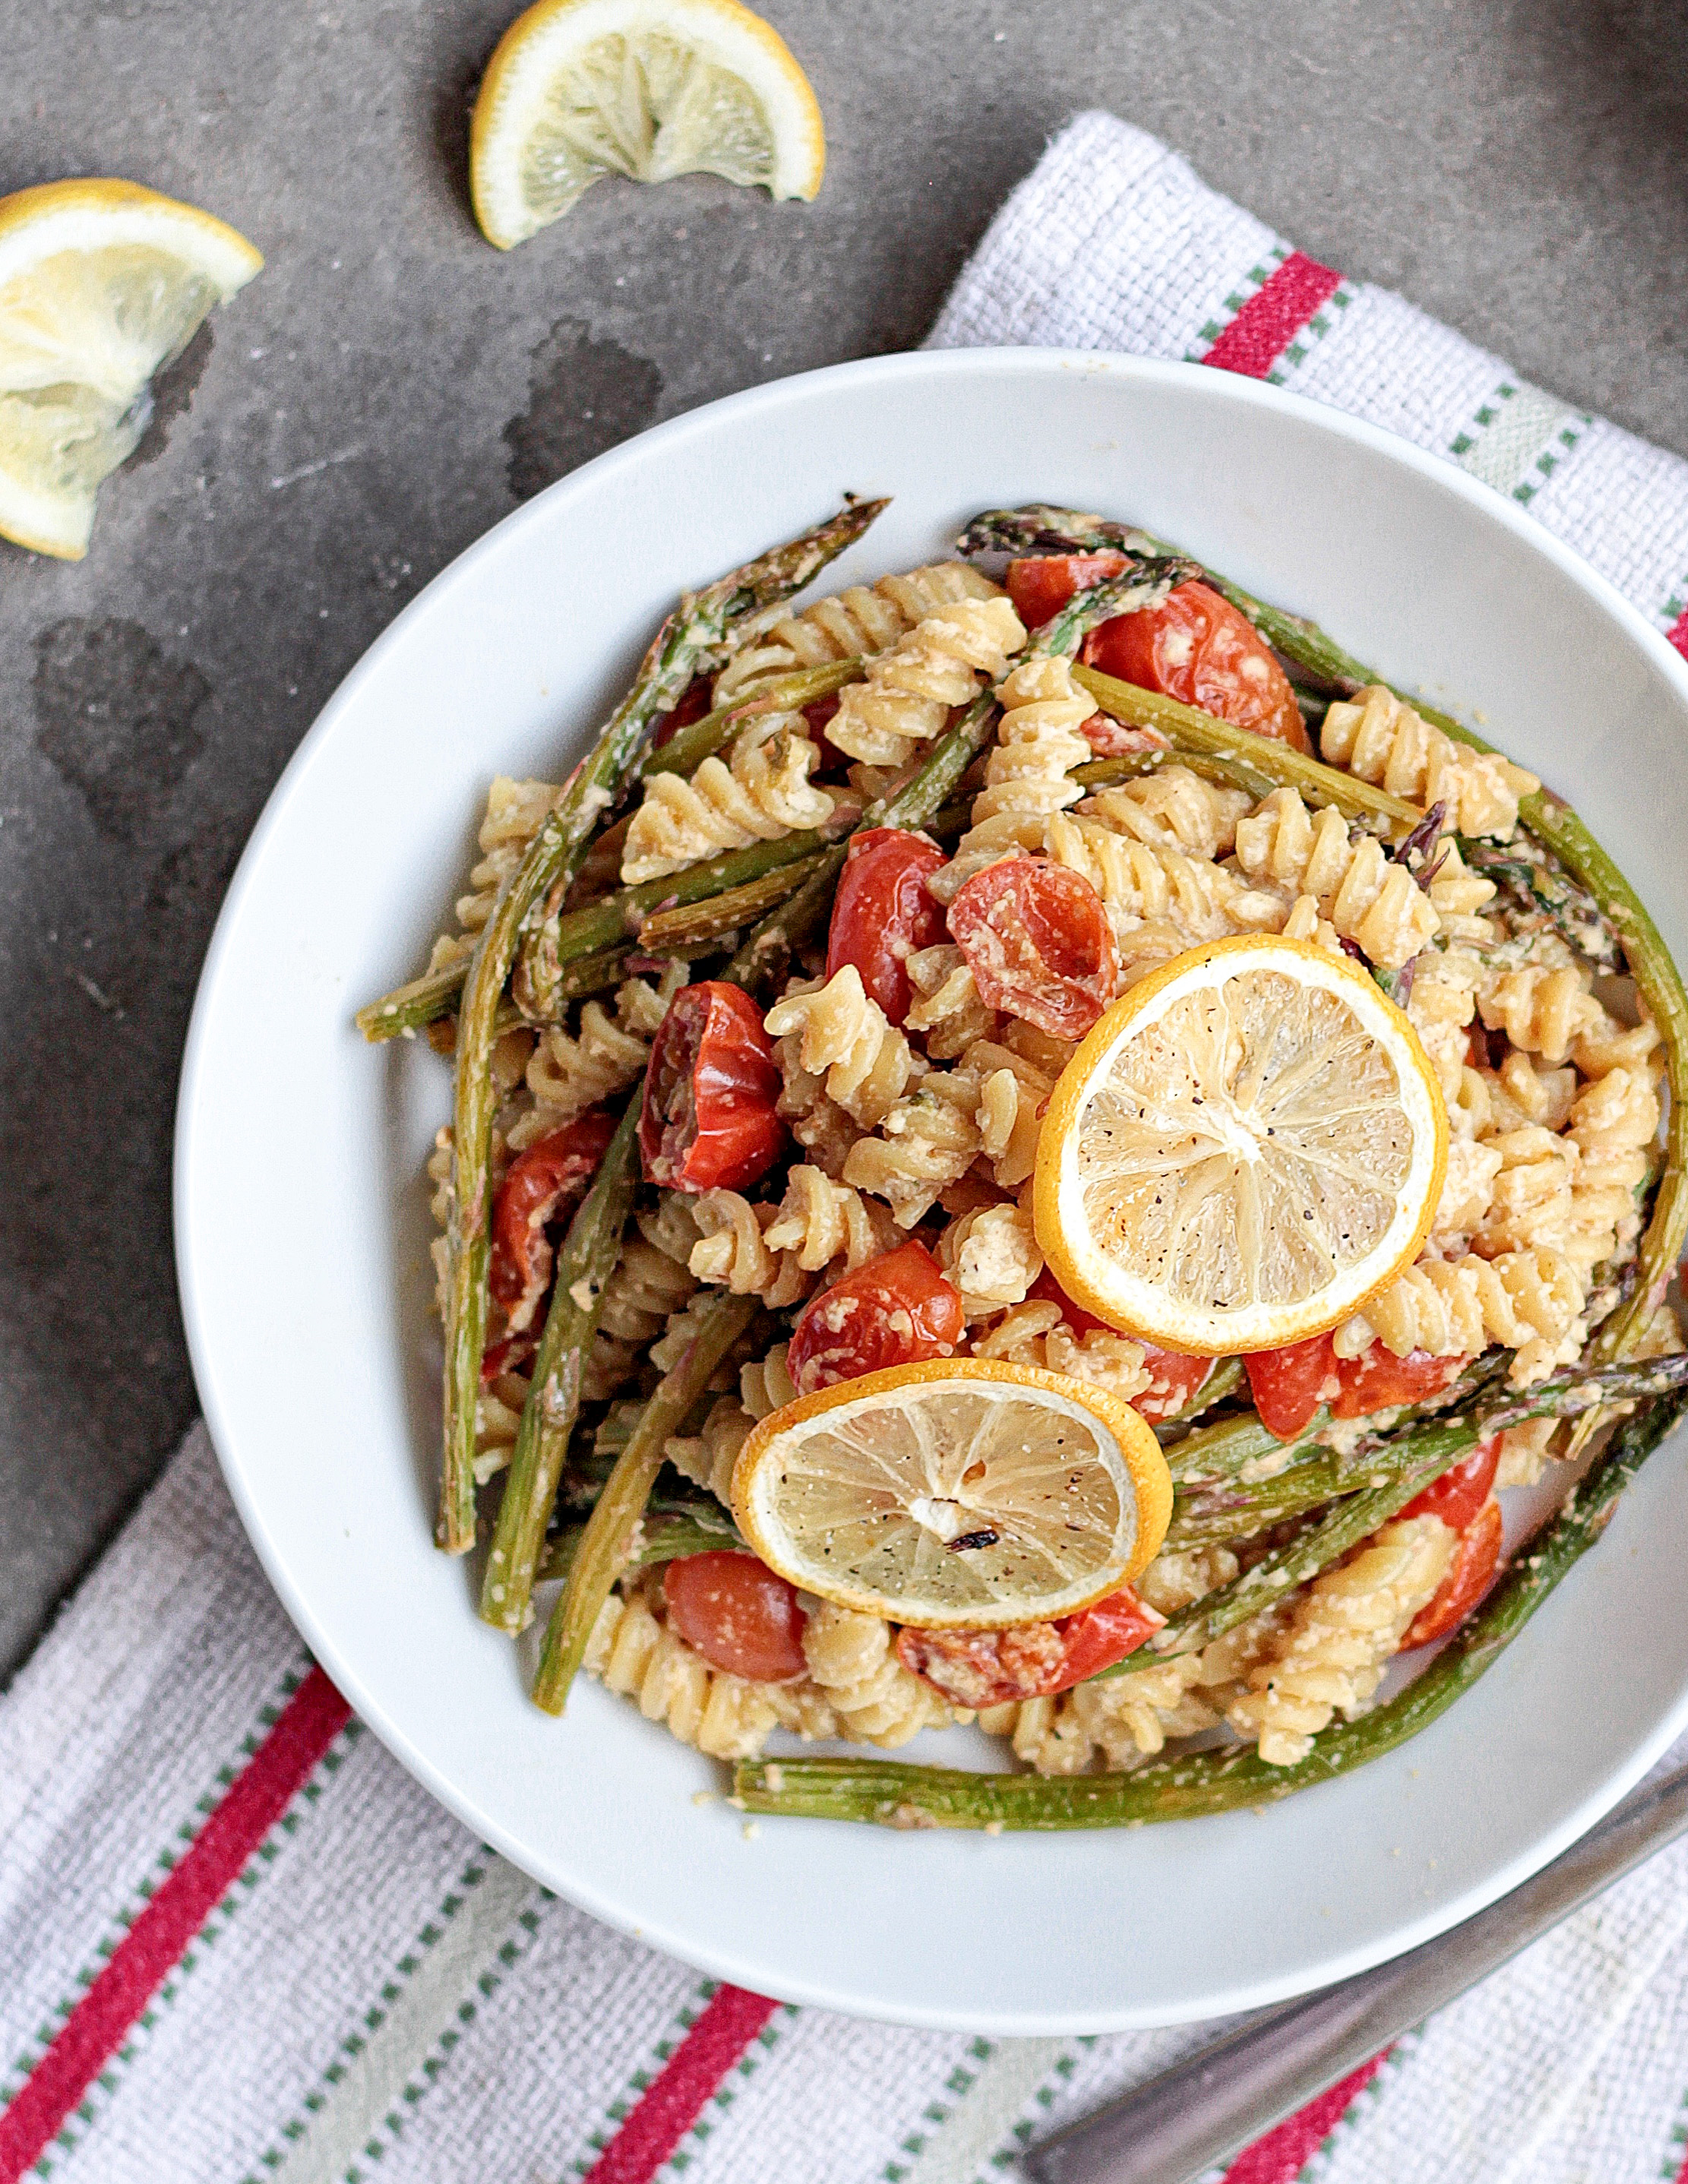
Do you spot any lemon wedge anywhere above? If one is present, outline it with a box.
[1035,935,1447,1356]
[732,1358,1171,1629]
[0,179,262,561]
[470,0,825,250]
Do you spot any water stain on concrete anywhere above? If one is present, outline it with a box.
[131,319,214,466]
[503,317,662,502]
[33,618,212,842]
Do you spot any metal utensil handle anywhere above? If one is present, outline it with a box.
[1022,1765,1688,2184]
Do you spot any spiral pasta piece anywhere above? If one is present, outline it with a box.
[1080,768,1252,861]
[619,712,834,884]
[1424,838,1498,945]
[741,1341,798,1420]
[932,655,1094,897]
[937,1202,1044,1319]
[1046,809,1277,953]
[509,967,682,1151]
[1227,1517,1456,1765]
[969,1296,1152,1404]
[686,1192,812,1308]
[1573,1010,1662,1083]
[1480,1049,1577,1134]
[713,561,1002,705]
[825,597,1026,768]
[761,1164,901,1273]
[801,1601,955,1746]
[1564,1065,1660,1274]
[903,945,998,1060]
[969,1036,1056,1187]
[1320,684,1537,839]
[764,966,923,1129]
[1475,960,1604,1067]
[842,1064,985,1226]
[1337,1247,1585,1386]
[1231,787,1440,969]
[440,775,560,950]
[1471,1127,1576,1258]
[597,1196,701,1345]
[665,1394,754,1506]
[1428,1136,1505,1247]
[585,1591,782,1760]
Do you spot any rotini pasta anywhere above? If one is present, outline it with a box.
[761,1164,901,1273]
[801,1600,956,1746]
[931,654,1094,897]
[585,1589,782,1760]
[903,945,997,1060]
[1470,1127,1577,1258]
[666,1394,754,1506]
[825,597,1026,768]
[937,1201,1044,1318]
[1047,808,1279,951]
[764,966,923,1130]
[842,1065,985,1226]
[1564,1065,1660,1275]
[1336,1246,1586,1386]
[712,561,1001,705]
[688,1190,813,1309]
[1231,787,1440,969]
[618,711,834,884]
[1320,684,1537,839]
[1475,958,1604,1067]
[507,967,683,1151]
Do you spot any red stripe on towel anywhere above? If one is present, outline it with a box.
[1220,2051,1391,2183]
[0,1665,351,2184]
[1203,252,1343,379]
[580,1984,779,2184]
[1666,605,1688,662]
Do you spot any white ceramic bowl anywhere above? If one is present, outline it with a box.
[176,349,1688,2032]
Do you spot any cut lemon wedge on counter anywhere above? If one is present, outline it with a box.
[1035,935,1447,1356]
[0,179,262,560]
[470,0,825,249]
[731,1358,1171,1629]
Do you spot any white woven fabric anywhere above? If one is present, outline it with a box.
[5,109,1688,2184]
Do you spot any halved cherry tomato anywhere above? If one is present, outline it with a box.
[652,674,712,747]
[639,981,785,1193]
[948,858,1117,1039]
[895,1586,1164,1707]
[1083,580,1311,753]
[1402,1435,1501,1531]
[489,1109,618,1334]
[1402,1496,1503,1648]
[1244,1335,1342,1440]
[1027,1271,1210,1421]
[1006,551,1130,631]
[663,1551,808,1682]
[1246,1336,1462,1440]
[826,827,949,1024]
[1330,1345,1463,1421]
[786,1240,965,1395]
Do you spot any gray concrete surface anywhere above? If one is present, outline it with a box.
[2,0,1685,1683]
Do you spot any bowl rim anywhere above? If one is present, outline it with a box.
[175,344,1688,2031]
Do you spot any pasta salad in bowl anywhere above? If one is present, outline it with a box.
[359,490,1688,1831]
[177,350,1688,2025]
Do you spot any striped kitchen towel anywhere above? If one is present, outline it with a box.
[8,109,1688,2184]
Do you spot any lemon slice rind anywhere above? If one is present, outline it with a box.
[0,179,262,560]
[732,1357,1172,1629]
[471,0,825,251]
[1035,935,1447,1357]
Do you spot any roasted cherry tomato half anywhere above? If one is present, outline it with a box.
[1083,580,1311,753]
[786,1239,965,1395]
[896,1587,1165,1708]
[651,673,712,747]
[1006,551,1131,631]
[1331,1345,1463,1421]
[948,858,1117,1040]
[1402,1496,1503,1648]
[826,826,949,1025]
[1402,1435,1502,1532]
[639,980,785,1193]
[663,1552,808,1683]
[488,1109,618,1335]
[1244,1335,1342,1440]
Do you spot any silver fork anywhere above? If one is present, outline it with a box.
[1019,1762,1688,2184]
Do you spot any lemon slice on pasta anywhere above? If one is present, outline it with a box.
[732,1358,1171,1629]
[0,179,261,561]
[1035,934,1447,1356]
[470,0,826,251]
